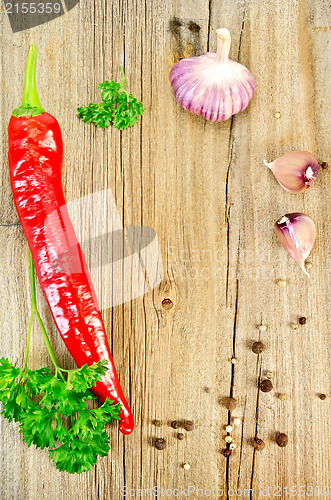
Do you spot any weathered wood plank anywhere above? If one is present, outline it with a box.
[0,0,330,498]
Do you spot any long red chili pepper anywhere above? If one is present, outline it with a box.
[8,45,134,435]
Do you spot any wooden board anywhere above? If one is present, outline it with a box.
[0,0,330,498]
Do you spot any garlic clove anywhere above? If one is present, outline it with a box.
[169,28,255,122]
[264,151,319,194]
[274,213,316,277]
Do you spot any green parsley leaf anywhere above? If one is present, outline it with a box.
[0,358,20,388]
[69,360,108,393]
[0,357,121,474]
[77,70,145,130]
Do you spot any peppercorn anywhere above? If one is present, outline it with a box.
[153,419,162,427]
[276,432,288,448]
[260,379,273,392]
[321,161,328,169]
[253,438,265,451]
[177,433,184,440]
[276,433,288,447]
[225,397,237,411]
[252,341,264,354]
[183,420,194,431]
[319,393,327,401]
[171,420,180,429]
[162,298,173,310]
[298,316,307,325]
[155,438,166,450]
[222,449,232,458]
[187,21,201,33]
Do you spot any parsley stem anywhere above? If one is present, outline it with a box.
[120,66,126,91]
[29,252,62,374]
[21,309,34,372]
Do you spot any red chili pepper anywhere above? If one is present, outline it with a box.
[8,45,134,435]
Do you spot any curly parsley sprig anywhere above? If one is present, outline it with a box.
[0,358,120,474]
[77,67,145,130]
[0,254,120,474]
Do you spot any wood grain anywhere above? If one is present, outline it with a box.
[0,0,330,498]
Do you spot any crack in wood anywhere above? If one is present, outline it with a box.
[225,235,240,496]
[206,0,212,51]
[225,115,235,307]
[250,361,262,498]
[237,9,246,61]
[236,396,247,491]
[225,9,246,493]
[123,437,127,487]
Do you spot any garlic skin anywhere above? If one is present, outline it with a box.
[274,213,316,277]
[169,28,255,122]
[264,151,319,194]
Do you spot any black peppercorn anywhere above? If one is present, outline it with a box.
[183,420,194,431]
[260,379,273,393]
[177,433,184,440]
[298,317,307,325]
[225,397,237,411]
[153,419,162,427]
[171,421,180,429]
[276,433,288,447]
[162,298,173,310]
[253,438,265,451]
[252,341,265,354]
[155,438,166,450]
[321,161,328,169]
[222,449,232,458]
[319,393,327,401]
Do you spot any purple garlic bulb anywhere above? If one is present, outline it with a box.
[169,28,255,122]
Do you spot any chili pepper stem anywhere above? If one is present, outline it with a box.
[12,44,45,118]
[21,44,42,108]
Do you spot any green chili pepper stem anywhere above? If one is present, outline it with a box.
[12,44,45,118]
[21,44,42,108]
